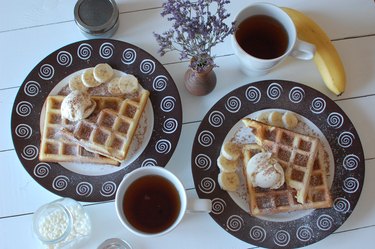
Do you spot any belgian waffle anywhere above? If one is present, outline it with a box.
[242,118,319,204]
[39,96,123,165]
[61,89,150,162]
[242,143,332,215]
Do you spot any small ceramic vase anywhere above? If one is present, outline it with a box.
[184,66,217,96]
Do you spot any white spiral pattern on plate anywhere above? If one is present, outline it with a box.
[343,154,360,171]
[38,64,54,80]
[310,97,326,114]
[338,131,354,148]
[100,181,117,197]
[16,101,33,117]
[333,197,351,213]
[198,177,216,194]
[327,112,344,129]
[153,75,168,91]
[225,96,241,113]
[99,42,114,59]
[121,48,136,64]
[211,198,226,215]
[249,226,266,242]
[289,87,305,103]
[24,81,41,97]
[296,226,313,242]
[56,51,72,67]
[15,124,32,139]
[194,154,212,171]
[52,175,70,191]
[226,215,244,232]
[141,158,158,167]
[162,118,178,134]
[21,145,38,160]
[208,110,225,127]
[245,86,261,103]
[76,182,93,196]
[77,43,93,60]
[316,214,333,231]
[273,230,290,247]
[343,177,359,193]
[160,96,176,112]
[140,59,155,75]
[267,83,283,100]
[198,130,215,147]
[155,139,172,154]
[33,162,51,178]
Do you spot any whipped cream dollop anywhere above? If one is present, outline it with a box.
[246,152,285,189]
[61,90,96,122]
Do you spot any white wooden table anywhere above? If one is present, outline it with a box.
[1,0,375,248]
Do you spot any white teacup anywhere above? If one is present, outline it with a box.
[115,166,212,237]
[232,3,315,76]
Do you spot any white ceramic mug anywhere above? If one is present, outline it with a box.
[115,166,211,237]
[232,2,315,76]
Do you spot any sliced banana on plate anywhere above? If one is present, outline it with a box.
[221,141,241,161]
[268,111,283,127]
[256,111,270,123]
[69,75,87,91]
[217,155,238,172]
[81,68,102,87]
[282,111,299,129]
[93,63,114,83]
[118,74,139,94]
[218,172,240,192]
[107,77,124,96]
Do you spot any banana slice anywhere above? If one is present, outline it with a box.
[221,142,241,161]
[81,68,101,87]
[118,74,139,94]
[256,111,270,123]
[107,77,123,96]
[218,172,240,192]
[217,155,238,172]
[93,63,114,83]
[282,111,298,129]
[268,111,283,127]
[69,75,87,91]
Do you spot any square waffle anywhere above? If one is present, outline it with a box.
[39,96,123,165]
[61,89,150,162]
[242,143,332,215]
[242,118,319,204]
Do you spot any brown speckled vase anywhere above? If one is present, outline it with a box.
[184,66,217,96]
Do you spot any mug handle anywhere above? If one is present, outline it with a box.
[187,198,212,213]
[291,39,316,60]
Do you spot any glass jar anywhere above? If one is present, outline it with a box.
[33,198,91,248]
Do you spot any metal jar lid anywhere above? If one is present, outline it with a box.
[74,0,119,38]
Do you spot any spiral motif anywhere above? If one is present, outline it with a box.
[33,163,51,178]
[52,175,70,191]
[310,97,326,114]
[226,215,244,232]
[24,81,41,97]
[121,48,137,64]
[77,43,93,60]
[327,112,344,129]
[198,130,215,147]
[140,59,155,75]
[99,42,114,59]
[333,197,351,214]
[249,226,266,242]
[343,177,359,193]
[153,75,168,91]
[208,111,225,127]
[211,198,226,215]
[160,96,176,112]
[38,64,54,80]
[162,118,178,134]
[289,87,305,103]
[316,214,333,231]
[15,124,32,139]
[343,154,360,171]
[155,139,172,154]
[245,86,261,104]
[273,230,290,247]
[76,182,93,196]
[21,145,38,160]
[296,226,313,242]
[194,154,212,171]
[16,101,33,117]
[198,177,216,194]
[338,131,354,148]
[56,51,72,67]
[100,181,117,197]
[225,96,241,113]
[141,158,158,167]
[267,83,283,100]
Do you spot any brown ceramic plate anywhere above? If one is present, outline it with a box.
[11,39,182,202]
[191,80,364,248]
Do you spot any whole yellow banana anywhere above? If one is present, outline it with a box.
[282,7,346,96]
